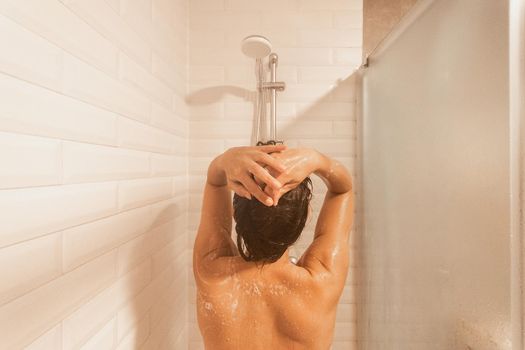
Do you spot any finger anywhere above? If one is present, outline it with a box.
[241,175,274,206]
[255,153,286,173]
[270,183,295,206]
[249,163,282,191]
[230,181,251,200]
[256,144,287,153]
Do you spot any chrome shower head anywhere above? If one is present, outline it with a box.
[241,35,272,59]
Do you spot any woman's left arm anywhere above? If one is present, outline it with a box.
[193,145,286,269]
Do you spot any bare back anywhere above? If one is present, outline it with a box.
[195,255,346,350]
[193,147,354,349]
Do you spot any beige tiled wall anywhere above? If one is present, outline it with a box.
[0,0,189,348]
[187,0,362,349]
[0,0,363,348]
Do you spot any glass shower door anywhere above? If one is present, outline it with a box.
[358,0,511,348]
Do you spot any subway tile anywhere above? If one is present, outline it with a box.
[296,101,355,120]
[62,141,150,184]
[115,312,150,350]
[0,73,118,146]
[145,275,186,347]
[0,251,117,349]
[79,317,116,350]
[226,0,298,11]
[189,322,202,342]
[333,47,363,66]
[0,15,62,91]
[261,11,333,29]
[277,47,333,66]
[0,131,61,189]
[148,20,183,68]
[222,101,254,119]
[189,12,261,30]
[224,66,297,85]
[333,121,357,138]
[190,121,252,138]
[329,77,358,102]
[62,206,152,272]
[189,139,225,157]
[0,182,117,248]
[0,233,62,306]
[299,0,362,11]
[117,219,176,275]
[188,157,212,175]
[105,0,119,12]
[151,102,188,136]
[118,177,173,211]
[118,53,172,108]
[188,175,206,193]
[61,0,151,69]
[189,193,203,212]
[172,328,188,350]
[173,94,190,120]
[189,341,204,350]
[24,324,62,350]
[151,154,186,176]
[298,66,355,83]
[334,10,363,29]
[189,30,225,48]
[279,83,334,102]
[189,0,225,12]
[116,264,174,342]
[333,322,357,341]
[189,103,225,120]
[0,0,118,75]
[62,259,150,349]
[189,47,250,66]
[190,66,225,83]
[118,117,176,154]
[223,139,251,148]
[152,52,186,92]
[152,0,177,30]
[298,139,355,156]
[336,303,356,322]
[297,28,362,47]
[151,233,186,277]
[172,176,188,197]
[120,0,152,39]
[150,196,187,230]
[278,120,333,138]
[63,54,150,124]
[332,341,357,350]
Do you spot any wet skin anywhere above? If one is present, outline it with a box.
[194,251,343,349]
[193,145,354,349]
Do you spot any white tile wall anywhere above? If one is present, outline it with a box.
[0,0,189,349]
[187,1,362,349]
[1,0,361,348]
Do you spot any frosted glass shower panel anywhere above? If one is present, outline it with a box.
[359,0,510,349]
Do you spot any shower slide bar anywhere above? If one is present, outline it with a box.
[241,35,286,144]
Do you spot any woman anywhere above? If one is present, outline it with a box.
[193,143,353,349]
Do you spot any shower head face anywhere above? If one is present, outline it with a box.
[241,35,272,59]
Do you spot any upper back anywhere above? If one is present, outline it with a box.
[194,256,346,350]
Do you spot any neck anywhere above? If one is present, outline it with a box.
[274,248,291,265]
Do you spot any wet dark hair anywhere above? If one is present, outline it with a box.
[233,176,313,263]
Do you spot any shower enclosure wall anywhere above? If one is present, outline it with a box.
[357,0,518,348]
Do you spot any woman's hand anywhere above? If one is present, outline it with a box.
[208,144,287,206]
[261,147,321,204]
